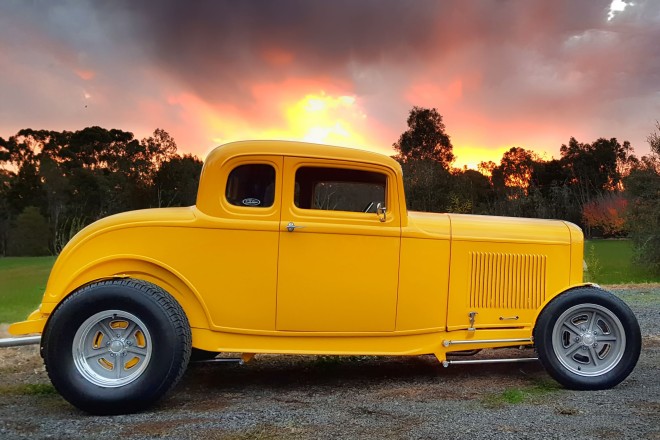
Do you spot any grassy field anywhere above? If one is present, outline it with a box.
[584,239,659,284]
[0,240,657,324]
[0,257,55,324]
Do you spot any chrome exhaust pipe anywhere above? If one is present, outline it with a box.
[442,357,538,367]
[0,336,41,348]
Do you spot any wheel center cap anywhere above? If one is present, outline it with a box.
[109,340,125,353]
[582,333,595,346]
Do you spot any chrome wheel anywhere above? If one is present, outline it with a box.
[72,310,152,387]
[552,303,625,377]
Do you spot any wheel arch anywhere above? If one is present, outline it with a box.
[532,283,604,334]
[47,255,211,331]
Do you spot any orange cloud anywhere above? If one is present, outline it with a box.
[261,48,294,66]
[406,79,463,107]
[74,69,95,80]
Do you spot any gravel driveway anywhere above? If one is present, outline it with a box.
[1,285,658,440]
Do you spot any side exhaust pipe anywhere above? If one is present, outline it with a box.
[0,336,41,348]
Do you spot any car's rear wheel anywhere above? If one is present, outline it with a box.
[534,287,640,390]
[42,279,191,414]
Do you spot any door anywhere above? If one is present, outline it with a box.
[194,156,283,331]
[276,158,401,332]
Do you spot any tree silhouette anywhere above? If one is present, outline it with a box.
[0,126,199,256]
[393,107,454,167]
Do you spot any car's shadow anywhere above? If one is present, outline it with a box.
[177,351,549,396]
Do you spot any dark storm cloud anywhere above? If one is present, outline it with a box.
[1,0,659,157]
[89,0,660,140]
[91,0,448,101]
[93,0,612,91]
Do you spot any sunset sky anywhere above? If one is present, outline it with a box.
[1,0,658,169]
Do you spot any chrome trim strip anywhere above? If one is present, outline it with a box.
[443,337,532,347]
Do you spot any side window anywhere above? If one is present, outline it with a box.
[294,167,386,213]
[226,164,275,208]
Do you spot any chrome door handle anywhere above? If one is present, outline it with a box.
[286,222,304,232]
[376,203,387,222]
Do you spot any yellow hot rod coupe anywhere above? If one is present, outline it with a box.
[6,141,640,414]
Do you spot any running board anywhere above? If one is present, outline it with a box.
[0,336,41,348]
[442,357,539,367]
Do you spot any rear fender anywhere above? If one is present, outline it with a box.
[49,256,210,330]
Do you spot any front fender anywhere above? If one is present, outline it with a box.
[531,282,604,334]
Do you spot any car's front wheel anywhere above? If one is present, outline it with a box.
[534,286,640,390]
[42,279,191,414]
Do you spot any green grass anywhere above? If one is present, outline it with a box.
[0,383,57,396]
[0,256,55,324]
[584,239,659,284]
[482,380,561,408]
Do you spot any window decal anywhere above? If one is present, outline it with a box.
[226,164,275,208]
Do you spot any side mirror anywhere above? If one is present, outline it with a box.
[376,203,387,222]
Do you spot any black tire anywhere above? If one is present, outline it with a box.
[42,279,192,415]
[534,286,640,390]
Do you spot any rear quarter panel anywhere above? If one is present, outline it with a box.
[38,210,280,333]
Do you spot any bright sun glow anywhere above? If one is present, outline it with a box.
[452,146,510,170]
[271,91,366,146]
[165,88,377,159]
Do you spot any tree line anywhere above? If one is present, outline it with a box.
[394,107,660,274]
[0,127,202,256]
[1,111,658,274]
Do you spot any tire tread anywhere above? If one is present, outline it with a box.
[42,278,192,414]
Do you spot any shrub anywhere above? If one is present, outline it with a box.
[7,206,50,256]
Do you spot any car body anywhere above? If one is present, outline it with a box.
[8,140,641,414]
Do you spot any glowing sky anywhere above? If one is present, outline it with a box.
[1,0,658,169]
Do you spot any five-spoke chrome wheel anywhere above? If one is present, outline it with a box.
[535,287,641,390]
[73,310,152,387]
[42,279,191,414]
[551,303,625,377]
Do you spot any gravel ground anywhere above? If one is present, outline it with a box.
[0,285,658,440]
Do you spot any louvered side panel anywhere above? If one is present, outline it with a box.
[469,252,547,309]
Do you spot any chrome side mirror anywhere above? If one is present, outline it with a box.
[376,202,387,222]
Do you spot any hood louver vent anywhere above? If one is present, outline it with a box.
[469,252,547,309]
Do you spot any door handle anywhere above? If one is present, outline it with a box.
[376,202,387,222]
[286,222,304,232]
